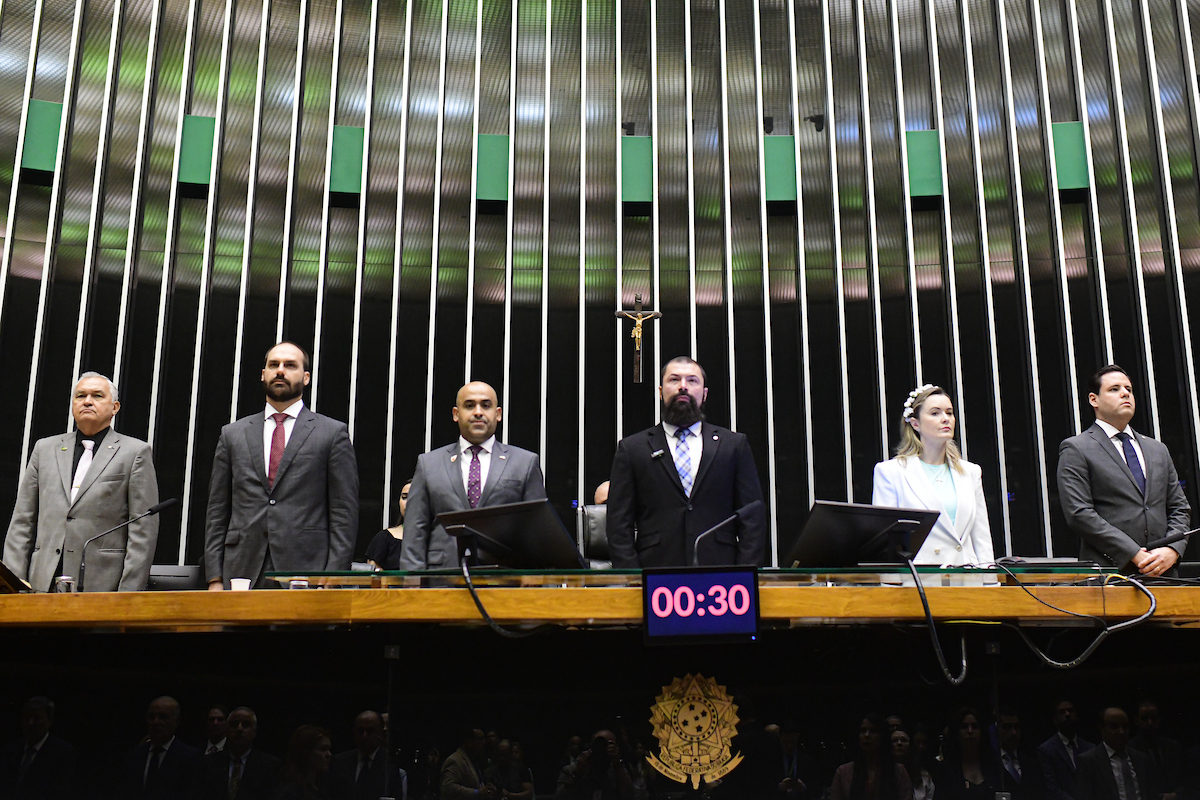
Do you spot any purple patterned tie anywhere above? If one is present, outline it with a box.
[467,445,483,508]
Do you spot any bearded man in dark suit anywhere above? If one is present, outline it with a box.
[607,356,765,568]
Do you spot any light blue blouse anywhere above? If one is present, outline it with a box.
[920,460,957,526]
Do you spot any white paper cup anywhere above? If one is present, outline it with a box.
[230,578,252,591]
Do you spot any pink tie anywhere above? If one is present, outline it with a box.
[268,413,288,487]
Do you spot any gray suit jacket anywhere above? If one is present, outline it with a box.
[399,440,547,570]
[1058,422,1191,569]
[3,430,159,592]
[203,406,359,586]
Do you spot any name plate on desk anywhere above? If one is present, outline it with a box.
[643,567,759,644]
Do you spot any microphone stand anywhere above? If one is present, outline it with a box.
[77,498,178,592]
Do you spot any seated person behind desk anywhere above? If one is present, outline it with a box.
[871,384,995,567]
[399,381,547,571]
[366,479,411,570]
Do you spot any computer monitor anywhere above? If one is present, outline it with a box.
[437,499,585,569]
[784,500,941,568]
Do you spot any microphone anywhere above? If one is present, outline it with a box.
[77,498,178,592]
[1144,527,1200,551]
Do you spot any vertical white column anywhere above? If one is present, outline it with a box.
[383,0,418,521]
[577,0,588,530]
[751,0,779,565]
[614,0,624,442]
[465,0,484,381]
[21,0,85,460]
[996,0,1053,552]
[649,0,661,417]
[422,0,452,453]
[279,0,311,341]
[786,0,814,510]
[147,0,202,447]
[959,0,1012,552]
[888,0,922,388]
[717,0,737,428]
[684,0,698,357]
[178,0,236,562]
[312,0,347,409]
[502,0,518,442]
[349,0,380,439]
[539,0,552,464]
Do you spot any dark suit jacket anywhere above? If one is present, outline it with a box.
[1074,745,1152,800]
[1058,423,1191,570]
[3,430,159,592]
[995,748,1046,800]
[399,440,547,570]
[1128,734,1184,795]
[0,733,76,800]
[120,738,203,800]
[328,748,407,800]
[199,748,281,800]
[204,406,359,586]
[607,422,765,568]
[1037,734,1095,800]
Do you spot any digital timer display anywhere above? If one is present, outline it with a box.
[642,567,759,643]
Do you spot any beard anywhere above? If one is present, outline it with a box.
[264,376,303,403]
[662,393,704,427]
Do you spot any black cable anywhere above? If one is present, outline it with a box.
[905,558,968,686]
[459,550,551,639]
[989,566,1157,669]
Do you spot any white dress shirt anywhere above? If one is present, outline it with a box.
[1104,743,1141,800]
[1095,419,1146,476]
[263,400,304,471]
[458,435,495,493]
[205,737,225,755]
[662,421,703,474]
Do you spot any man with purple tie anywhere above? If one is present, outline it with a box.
[399,381,547,571]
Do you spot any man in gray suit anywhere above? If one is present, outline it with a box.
[3,372,159,592]
[204,342,359,589]
[398,381,546,570]
[1058,364,1191,576]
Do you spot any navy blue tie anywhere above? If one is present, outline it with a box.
[1117,432,1146,495]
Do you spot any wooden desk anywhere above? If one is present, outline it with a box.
[0,583,1195,631]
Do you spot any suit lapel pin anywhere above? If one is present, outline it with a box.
[450,454,458,462]
[652,449,665,459]
[712,434,718,440]
[499,455,507,460]
[61,446,67,451]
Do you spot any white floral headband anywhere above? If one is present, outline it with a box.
[902,384,937,420]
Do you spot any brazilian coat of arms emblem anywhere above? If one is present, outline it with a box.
[647,674,743,788]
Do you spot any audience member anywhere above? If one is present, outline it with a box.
[277,724,333,800]
[1076,708,1152,800]
[484,739,532,800]
[328,710,407,800]
[935,708,1000,800]
[199,706,280,800]
[0,696,76,800]
[607,356,766,567]
[1037,699,1095,800]
[555,730,635,800]
[3,372,160,592]
[562,736,582,769]
[892,729,934,800]
[1129,699,1183,799]
[400,382,548,571]
[204,341,359,589]
[206,705,229,755]
[118,696,202,800]
[776,719,820,799]
[442,727,495,799]
[366,480,412,570]
[829,713,913,800]
[995,708,1044,800]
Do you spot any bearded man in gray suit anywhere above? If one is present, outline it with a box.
[399,381,546,571]
[3,372,159,592]
[1058,364,1191,576]
[204,341,359,589]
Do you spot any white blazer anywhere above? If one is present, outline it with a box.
[871,456,995,567]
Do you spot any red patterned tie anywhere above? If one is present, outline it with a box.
[268,413,288,487]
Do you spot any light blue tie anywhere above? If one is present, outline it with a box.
[675,427,694,496]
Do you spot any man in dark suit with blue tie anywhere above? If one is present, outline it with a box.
[399,382,547,571]
[607,356,765,568]
[1058,365,1191,576]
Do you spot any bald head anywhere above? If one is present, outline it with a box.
[454,382,502,444]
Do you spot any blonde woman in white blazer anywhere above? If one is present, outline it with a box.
[872,384,995,567]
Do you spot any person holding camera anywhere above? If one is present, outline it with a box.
[554,730,637,800]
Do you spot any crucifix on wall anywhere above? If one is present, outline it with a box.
[615,293,662,384]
